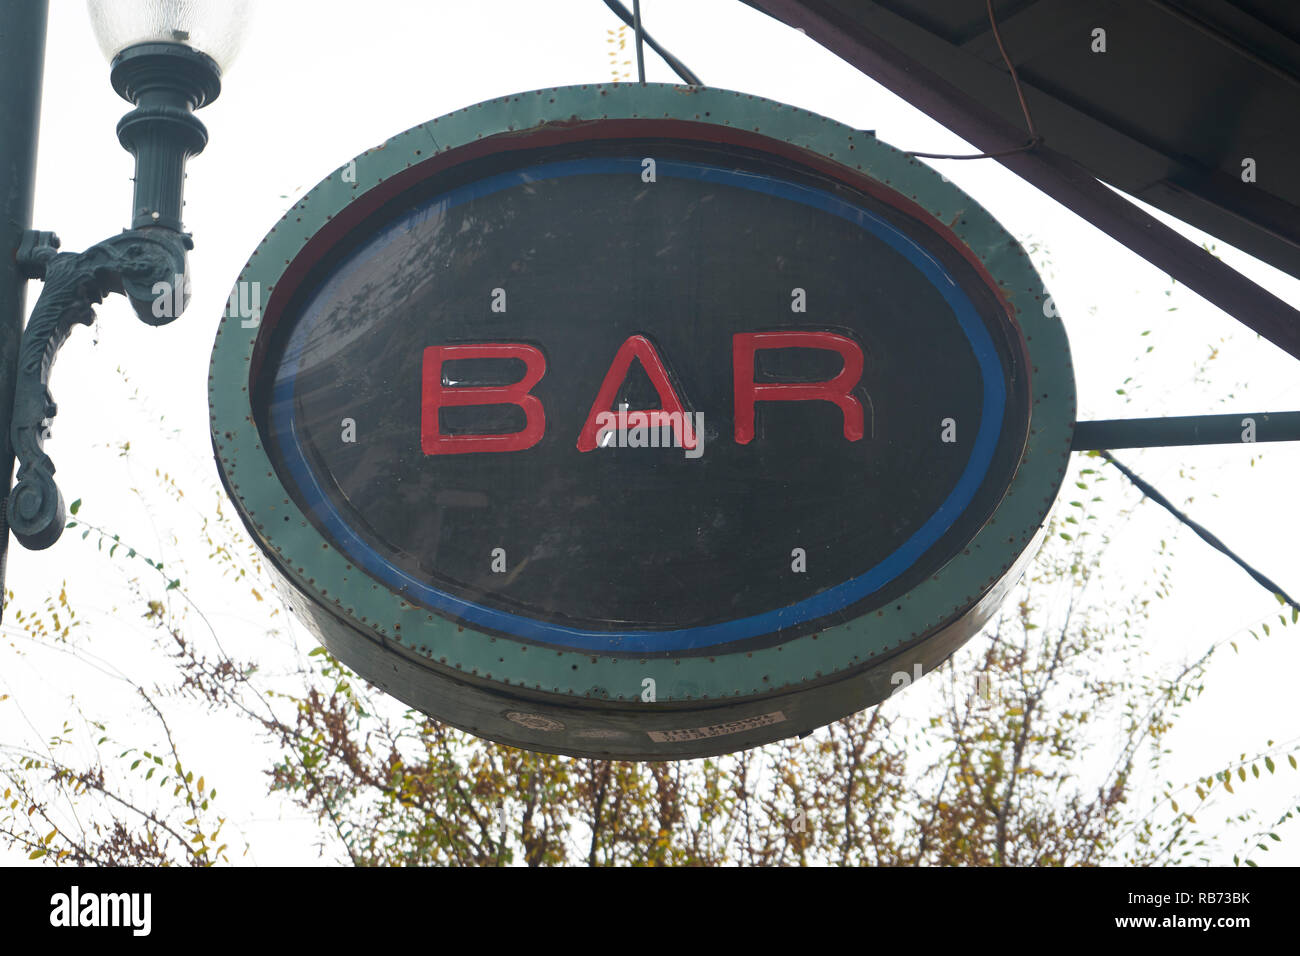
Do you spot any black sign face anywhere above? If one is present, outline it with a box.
[256,138,1030,655]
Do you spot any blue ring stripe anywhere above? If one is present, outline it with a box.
[269,157,1006,651]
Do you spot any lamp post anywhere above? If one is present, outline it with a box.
[0,0,248,610]
[0,1,49,620]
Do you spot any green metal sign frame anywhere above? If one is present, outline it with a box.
[209,84,1075,759]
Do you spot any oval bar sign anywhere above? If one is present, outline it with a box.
[210,85,1075,758]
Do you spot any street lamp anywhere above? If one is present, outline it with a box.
[88,0,251,231]
[3,0,248,556]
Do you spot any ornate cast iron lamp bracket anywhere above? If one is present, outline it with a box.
[4,38,220,552]
[9,227,191,550]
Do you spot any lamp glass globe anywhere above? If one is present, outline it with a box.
[86,0,252,72]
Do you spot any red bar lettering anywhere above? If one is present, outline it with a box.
[732,331,864,444]
[421,343,546,454]
[576,334,697,451]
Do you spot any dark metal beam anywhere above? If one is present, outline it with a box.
[1072,412,1300,450]
[1144,0,1300,92]
[0,0,49,620]
[959,0,1096,64]
[744,0,1300,362]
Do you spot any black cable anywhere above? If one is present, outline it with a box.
[1100,450,1299,612]
[905,0,1041,160]
[602,0,702,86]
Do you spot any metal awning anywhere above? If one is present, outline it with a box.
[744,0,1300,360]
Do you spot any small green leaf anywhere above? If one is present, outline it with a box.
[69,499,81,515]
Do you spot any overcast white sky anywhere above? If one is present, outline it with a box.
[3,0,1298,865]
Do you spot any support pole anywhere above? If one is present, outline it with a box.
[633,0,646,83]
[1072,412,1300,450]
[0,0,49,621]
